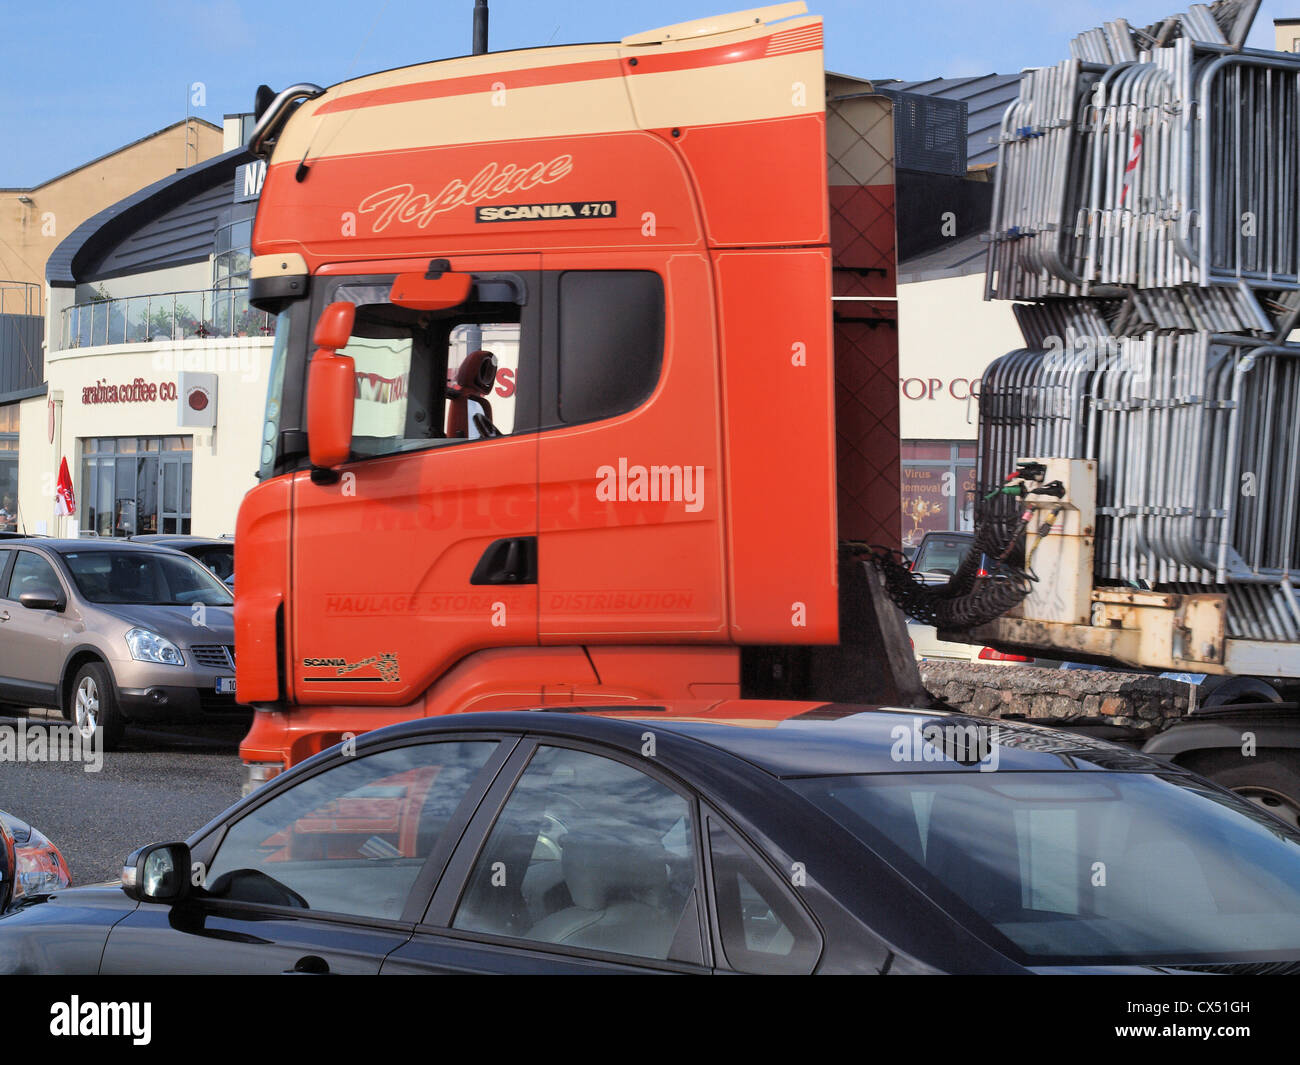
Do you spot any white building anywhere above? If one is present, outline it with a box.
[29,117,272,538]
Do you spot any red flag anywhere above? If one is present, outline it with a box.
[55,457,75,517]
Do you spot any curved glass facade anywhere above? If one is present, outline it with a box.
[211,201,258,337]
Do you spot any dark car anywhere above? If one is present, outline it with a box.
[4,704,1300,974]
[909,530,1013,581]
[128,535,234,586]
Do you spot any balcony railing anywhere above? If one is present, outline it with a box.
[59,289,274,351]
[0,281,41,317]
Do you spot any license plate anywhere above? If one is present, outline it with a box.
[216,677,236,694]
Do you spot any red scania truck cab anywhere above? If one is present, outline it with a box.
[236,3,912,788]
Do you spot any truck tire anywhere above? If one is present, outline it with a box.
[71,662,125,751]
[1194,754,1300,832]
[1198,676,1283,708]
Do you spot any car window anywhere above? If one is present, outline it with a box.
[795,771,1300,965]
[190,546,234,580]
[62,550,232,606]
[914,535,972,575]
[6,551,61,601]
[707,819,821,974]
[453,745,699,963]
[203,741,498,921]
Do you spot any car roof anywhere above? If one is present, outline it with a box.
[129,535,231,547]
[919,531,973,544]
[15,539,194,555]
[351,703,1174,779]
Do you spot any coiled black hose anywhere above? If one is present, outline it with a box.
[857,494,1036,630]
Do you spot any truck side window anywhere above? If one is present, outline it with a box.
[557,271,664,425]
[446,322,521,439]
[336,286,534,462]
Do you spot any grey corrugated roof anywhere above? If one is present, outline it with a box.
[46,148,252,287]
[871,73,1023,169]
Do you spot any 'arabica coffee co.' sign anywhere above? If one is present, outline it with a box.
[81,378,177,405]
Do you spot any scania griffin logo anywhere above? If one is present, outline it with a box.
[301,653,401,683]
[358,155,574,232]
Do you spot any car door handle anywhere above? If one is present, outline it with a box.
[0,611,9,622]
[283,955,330,975]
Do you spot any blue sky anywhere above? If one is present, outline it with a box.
[0,0,1286,187]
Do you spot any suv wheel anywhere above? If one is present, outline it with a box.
[72,662,124,750]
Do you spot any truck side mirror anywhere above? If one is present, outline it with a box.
[307,301,356,469]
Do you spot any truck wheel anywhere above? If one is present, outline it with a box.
[1202,759,1300,832]
[72,662,125,751]
[1198,676,1283,708]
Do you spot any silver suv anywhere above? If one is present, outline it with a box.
[0,539,242,748]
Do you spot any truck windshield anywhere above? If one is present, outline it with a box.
[258,309,293,480]
[794,771,1300,966]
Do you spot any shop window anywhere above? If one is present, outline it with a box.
[901,440,976,551]
[0,403,18,533]
[80,436,192,537]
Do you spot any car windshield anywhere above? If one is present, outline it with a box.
[913,535,972,575]
[188,546,234,581]
[61,550,233,606]
[793,771,1300,966]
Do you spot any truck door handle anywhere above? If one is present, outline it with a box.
[470,537,537,585]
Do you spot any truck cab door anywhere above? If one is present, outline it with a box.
[290,263,540,710]
[536,253,727,643]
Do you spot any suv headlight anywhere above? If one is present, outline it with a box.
[125,628,185,666]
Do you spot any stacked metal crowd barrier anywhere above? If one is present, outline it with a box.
[978,0,1300,641]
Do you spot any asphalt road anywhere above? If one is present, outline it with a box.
[0,708,243,886]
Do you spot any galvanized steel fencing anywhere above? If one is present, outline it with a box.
[973,1,1300,643]
[988,9,1300,298]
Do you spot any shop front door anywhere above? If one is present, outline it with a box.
[159,455,192,534]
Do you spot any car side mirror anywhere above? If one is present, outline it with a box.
[20,589,65,612]
[307,301,356,470]
[121,842,191,904]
